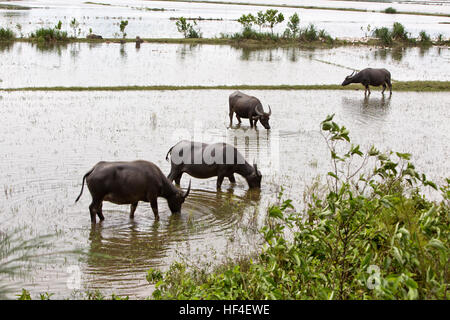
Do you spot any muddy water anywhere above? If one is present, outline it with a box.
[0,89,449,298]
[0,42,448,88]
[1,0,449,39]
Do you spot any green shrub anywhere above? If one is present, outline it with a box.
[419,30,431,43]
[392,22,408,40]
[30,27,68,42]
[175,17,202,38]
[299,23,318,42]
[385,7,397,14]
[0,27,15,40]
[284,13,300,38]
[373,27,392,45]
[150,115,449,300]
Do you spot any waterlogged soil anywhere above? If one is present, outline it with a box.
[0,90,449,298]
[0,0,449,39]
[0,42,448,88]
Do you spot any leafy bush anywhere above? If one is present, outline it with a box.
[419,30,431,43]
[0,27,15,40]
[284,13,300,38]
[237,13,255,29]
[150,115,449,300]
[30,27,68,42]
[373,27,392,45]
[264,9,284,35]
[175,17,202,38]
[385,7,397,14]
[391,22,408,40]
[299,23,318,42]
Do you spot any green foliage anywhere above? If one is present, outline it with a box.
[175,17,202,38]
[255,11,266,32]
[0,27,15,40]
[284,13,300,38]
[299,23,319,42]
[17,289,32,300]
[150,115,449,300]
[419,30,431,43]
[237,13,255,29]
[119,20,128,39]
[30,27,68,42]
[385,7,397,14]
[264,9,284,35]
[56,20,62,31]
[70,18,80,38]
[392,22,408,40]
[373,27,393,45]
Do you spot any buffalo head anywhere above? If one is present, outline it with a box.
[342,70,356,86]
[167,180,191,214]
[246,163,262,189]
[254,105,272,129]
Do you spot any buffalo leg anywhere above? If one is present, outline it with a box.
[229,111,234,127]
[228,174,236,184]
[216,175,225,189]
[97,202,104,221]
[382,83,387,94]
[174,173,182,185]
[387,79,392,95]
[236,115,241,124]
[89,199,103,223]
[130,202,138,219]
[149,198,159,220]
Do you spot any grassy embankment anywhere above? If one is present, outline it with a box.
[146,0,450,18]
[1,82,449,92]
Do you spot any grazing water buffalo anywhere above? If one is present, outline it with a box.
[75,160,191,223]
[229,91,272,129]
[166,140,262,189]
[341,68,392,95]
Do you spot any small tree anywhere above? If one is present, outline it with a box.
[255,11,266,32]
[70,18,79,38]
[286,13,300,38]
[119,20,128,40]
[237,13,255,30]
[175,17,201,38]
[264,9,284,35]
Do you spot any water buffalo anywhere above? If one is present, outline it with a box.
[75,160,191,223]
[166,140,262,189]
[229,91,272,129]
[341,68,392,95]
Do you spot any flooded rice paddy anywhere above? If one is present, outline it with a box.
[0,42,448,88]
[0,89,449,298]
[0,0,449,39]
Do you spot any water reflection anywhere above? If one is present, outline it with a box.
[84,187,260,289]
[341,95,392,124]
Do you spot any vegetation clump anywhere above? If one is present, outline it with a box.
[0,27,15,41]
[385,7,397,14]
[175,17,202,38]
[149,116,449,300]
[29,25,68,43]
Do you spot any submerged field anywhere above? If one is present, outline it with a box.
[0,0,449,300]
[0,90,449,298]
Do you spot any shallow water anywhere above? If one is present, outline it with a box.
[0,89,449,298]
[0,0,449,39]
[0,42,448,88]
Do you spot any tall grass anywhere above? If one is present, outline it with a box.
[30,27,68,42]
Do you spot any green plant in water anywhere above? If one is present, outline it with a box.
[70,18,80,38]
[255,11,265,32]
[391,22,408,40]
[285,13,300,38]
[119,20,128,39]
[373,27,392,45]
[264,9,284,35]
[237,13,255,30]
[175,17,201,38]
[150,115,449,300]
[419,30,431,44]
